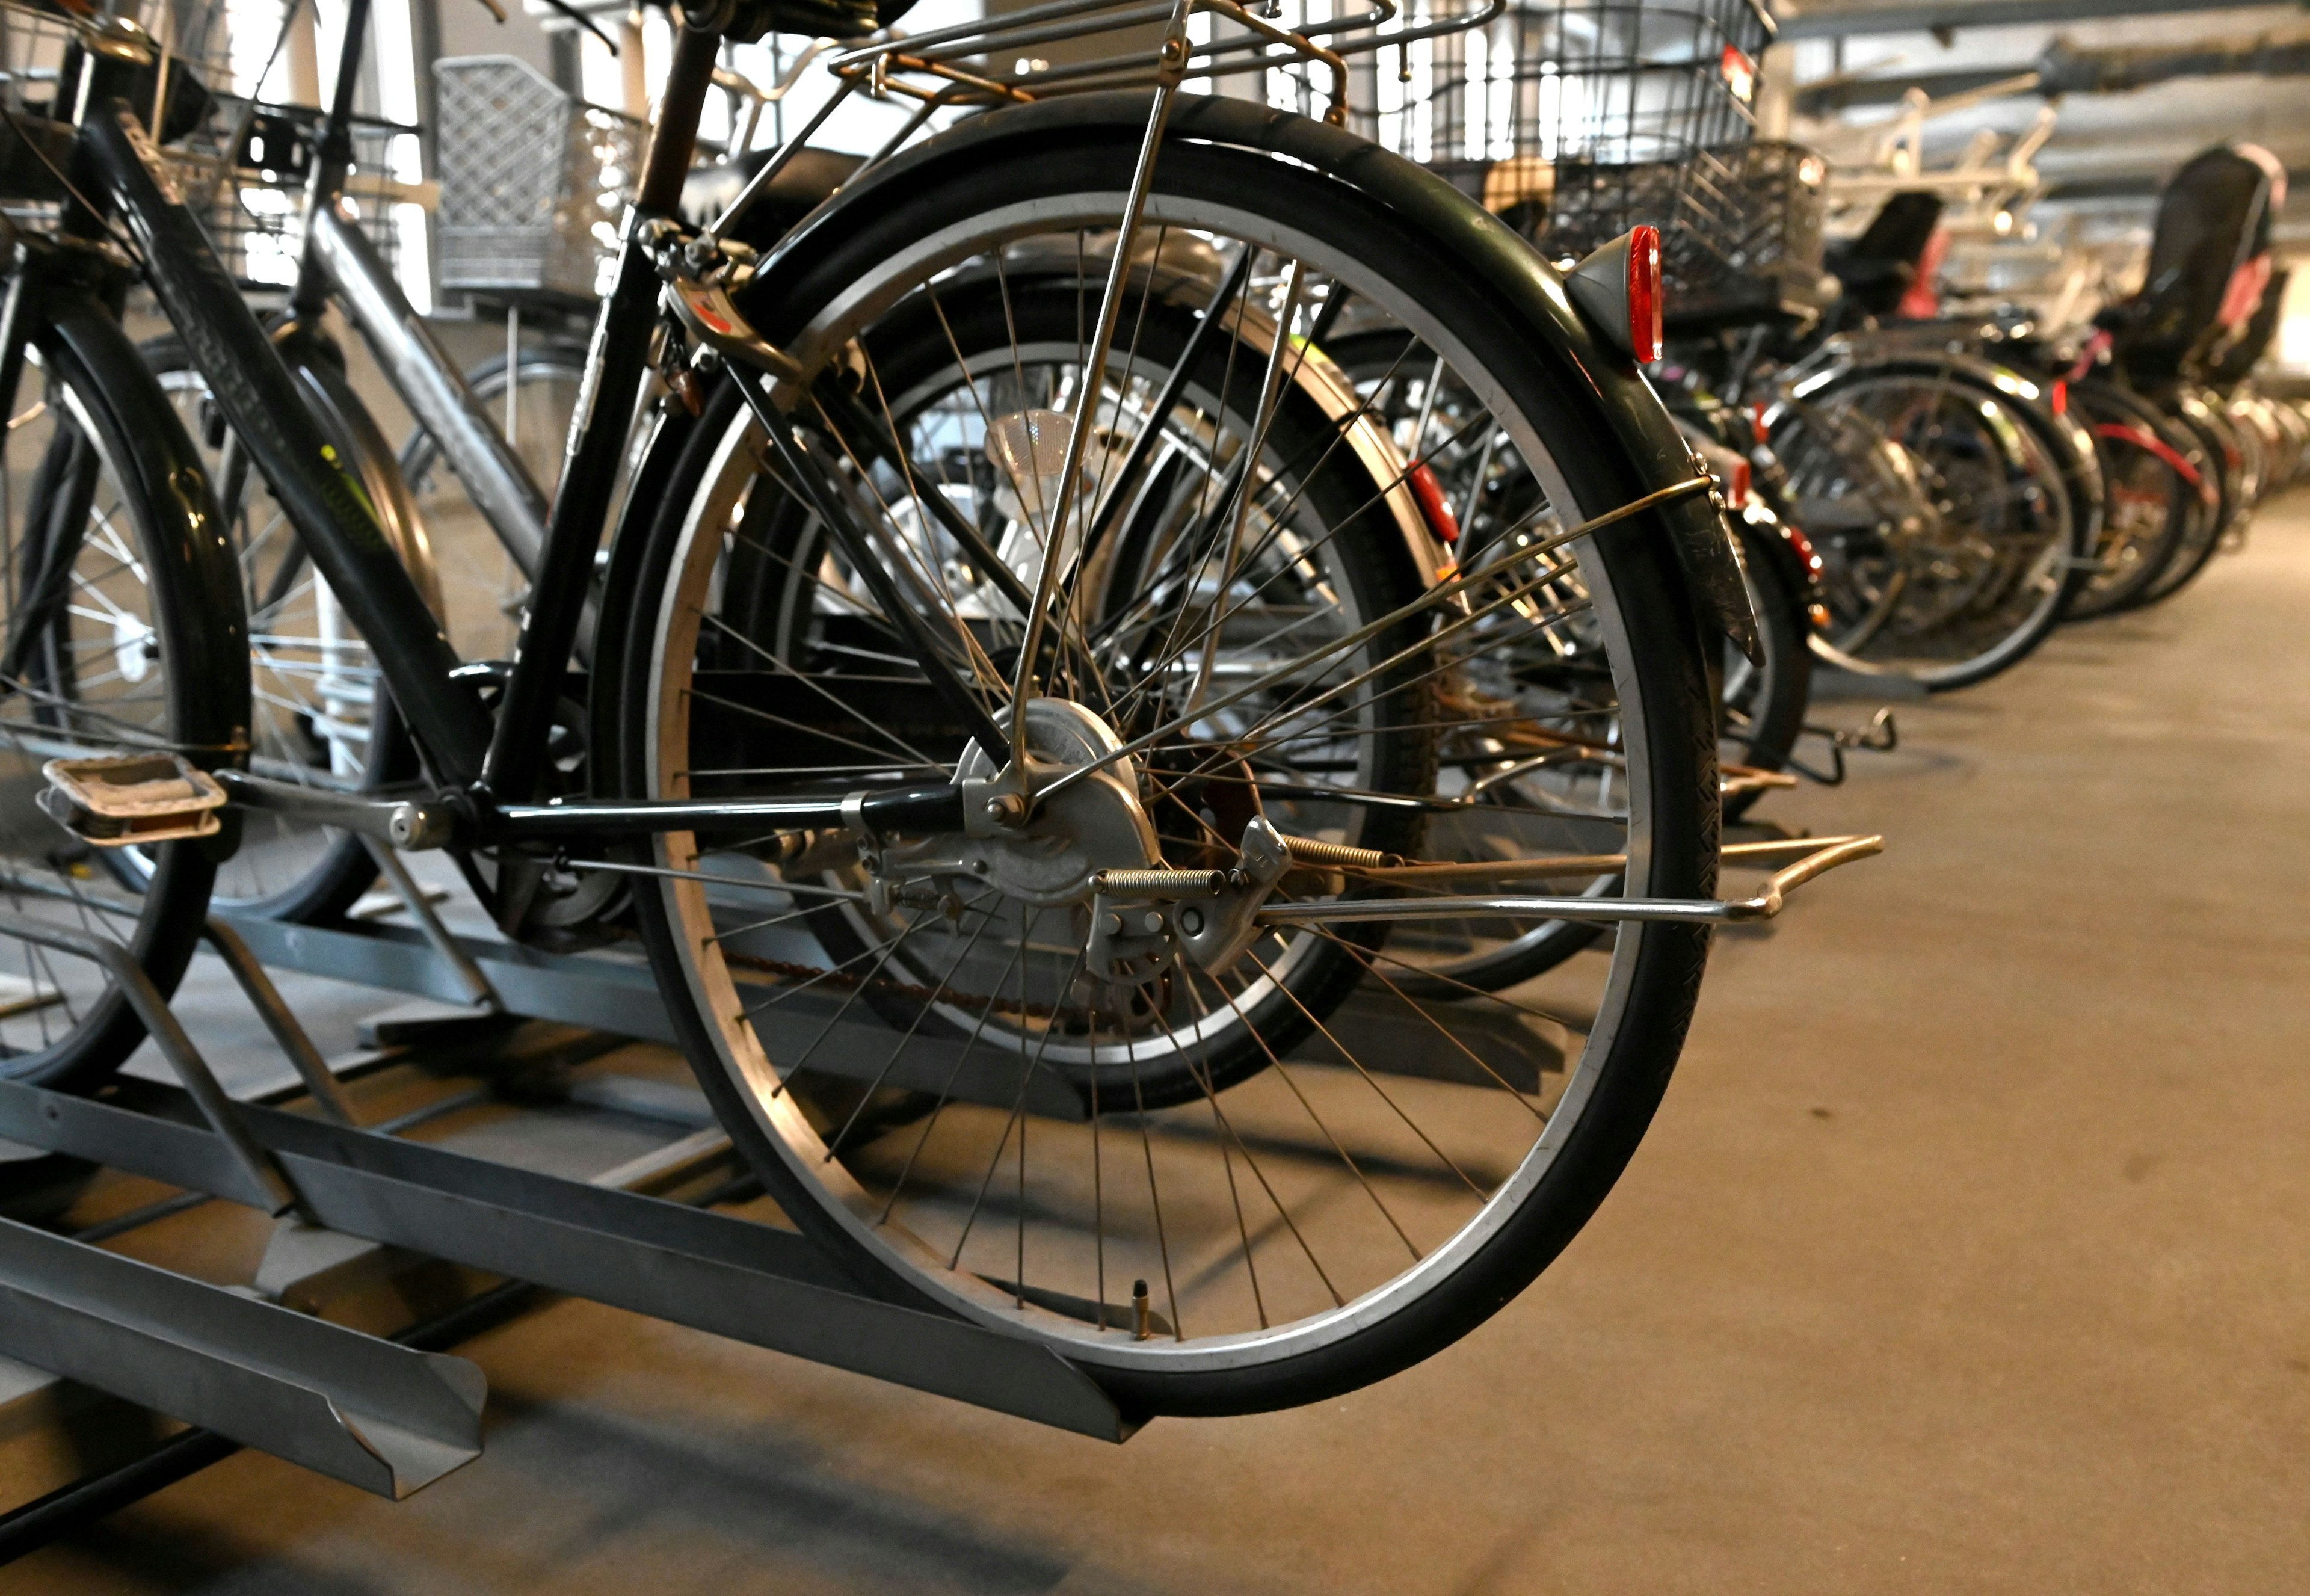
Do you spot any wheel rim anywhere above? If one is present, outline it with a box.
[639,197,1686,1377]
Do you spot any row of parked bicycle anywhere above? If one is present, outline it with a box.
[0,0,2284,1418]
[1598,134,2303,816]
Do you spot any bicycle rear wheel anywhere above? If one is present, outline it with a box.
[2136,390,2241,604]
[0,304,245,1089]
[2064,381,2196,620]
[616,108,1720,1416]
[1776,359,2083,691]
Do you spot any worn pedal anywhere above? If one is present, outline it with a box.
[37,753,227,846]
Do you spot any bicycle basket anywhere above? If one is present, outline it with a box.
[0,1,108,212]
[1376,0,1774,168]
[0,0,404,286]
[1537,140,1831,329]
[433,55,642,306]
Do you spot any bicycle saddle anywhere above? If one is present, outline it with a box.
[699,0,914,42]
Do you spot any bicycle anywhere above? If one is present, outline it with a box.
[0,0,1872,1416]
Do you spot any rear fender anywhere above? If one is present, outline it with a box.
[756,92,1758,659]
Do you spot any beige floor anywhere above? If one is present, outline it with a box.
[17,499,2310,1594]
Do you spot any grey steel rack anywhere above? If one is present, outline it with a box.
[0,901,1133,1558]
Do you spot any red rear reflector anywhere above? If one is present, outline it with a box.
[1727,455,1752,504]
[1720,45,1757,102]
[1408,461,1460,544]
[1748,401,1770,446]
[1780,517,1822,576]
[2050,379,2068,416]
[1627,224,1663,363]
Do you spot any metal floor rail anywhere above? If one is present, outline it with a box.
[0,902,1133,1559]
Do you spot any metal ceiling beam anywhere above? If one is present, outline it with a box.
[1794,23,2310,109]
[1775,0,2305,40]
[1797,67,2036,109]
[2040,164,2310,197]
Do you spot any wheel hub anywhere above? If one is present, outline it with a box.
[867,698,1159,913]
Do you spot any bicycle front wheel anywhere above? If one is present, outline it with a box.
[137,337,418,922]
[0,305,245,1088]
[617,109,1720,1415]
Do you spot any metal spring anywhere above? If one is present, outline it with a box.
[1281,836,1398,869]
[1092,867,1227,897]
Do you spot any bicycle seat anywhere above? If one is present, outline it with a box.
[715,0,914,42]
[682,145,864,248]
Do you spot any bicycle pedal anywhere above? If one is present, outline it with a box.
[37,753,227,847]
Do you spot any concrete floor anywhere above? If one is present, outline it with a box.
[16,497,2310,1594]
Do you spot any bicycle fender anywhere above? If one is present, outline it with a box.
[760,92,1761,662]
[43,293,250,764]
[272,322,448,625]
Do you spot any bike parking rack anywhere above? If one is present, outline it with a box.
[0,904,1136,1558]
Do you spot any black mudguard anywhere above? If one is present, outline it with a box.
[744,93,1761,662]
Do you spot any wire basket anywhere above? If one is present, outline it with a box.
[0,1,113,215]
[0,0,406,286]
[1373,0,1773,168]
[433,55,642,307]
[1526,140,1831,328]
[166,101,410,285]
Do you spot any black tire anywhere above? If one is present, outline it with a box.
[129,335,417,923]
[2136,391,2241,605]
[614,106,1719,1416]
[1720,512,1812,823]
[2063,381,2196,620]
[0,302,246,1091]
[1784,356,2087,692]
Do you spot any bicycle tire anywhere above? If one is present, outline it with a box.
[1783,354,2087,692]
[2063,380,2196,620]
[0,299,245,1090]
[129,334,428,923]
[2136,390,2241,604]
[614,103,1719,1416]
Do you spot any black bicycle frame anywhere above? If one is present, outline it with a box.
[45,21,962,851]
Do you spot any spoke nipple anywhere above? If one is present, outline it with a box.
[1132,1280,1152,1341]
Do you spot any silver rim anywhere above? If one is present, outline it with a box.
[641,196,1671,1376]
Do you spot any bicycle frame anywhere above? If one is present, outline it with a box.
[32,10,984,871]
[23,0,1812,875]
[56,16,717,816]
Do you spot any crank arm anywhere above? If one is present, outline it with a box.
[215,770,461,851]
[1255,834,1883,928]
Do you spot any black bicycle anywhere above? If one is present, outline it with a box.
[0,0,1872,1416]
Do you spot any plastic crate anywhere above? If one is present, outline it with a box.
[433,55,641,306]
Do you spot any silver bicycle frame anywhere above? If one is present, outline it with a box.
[308,208,550,579]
